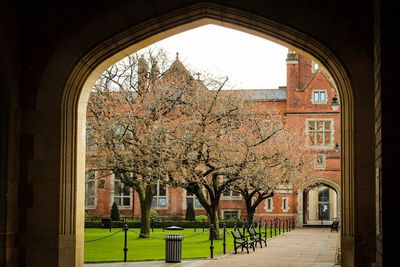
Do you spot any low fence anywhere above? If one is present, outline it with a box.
[84,217,296,262]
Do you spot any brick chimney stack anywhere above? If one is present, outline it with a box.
[286,50,315,112]
[286,50,300,91]
[137,55,148,95]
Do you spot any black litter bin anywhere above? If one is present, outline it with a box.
[165,226,184,263]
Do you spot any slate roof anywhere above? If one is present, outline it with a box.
[233,88,287,101]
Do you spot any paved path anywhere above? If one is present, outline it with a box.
[85,228,339,267]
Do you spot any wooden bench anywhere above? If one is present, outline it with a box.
[248,227,267,248]
[331,219,339,232]
[231,229,255,254]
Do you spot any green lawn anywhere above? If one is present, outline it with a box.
[84,227,286,263]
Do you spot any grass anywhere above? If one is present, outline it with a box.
[84,227,288,263]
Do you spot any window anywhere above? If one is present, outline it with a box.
[318,187,330,202]
[85,170,96,207]
[222,210,239,220]
[86,124,97,152]
[265,198,274,212]
[307,120,333,148]
[222,188,241,198]
[113,175,131,208]
[282,197,289,212]
[152,181,167,208]
[312,90,327,104]
[113,124,133,149]
[186,190,203,209]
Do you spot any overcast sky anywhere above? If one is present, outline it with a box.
[143,24,288,89]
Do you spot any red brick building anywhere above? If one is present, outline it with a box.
[85,50,341,226]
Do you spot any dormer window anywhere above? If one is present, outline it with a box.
[312,90,327,104]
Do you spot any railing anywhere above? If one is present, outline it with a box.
[84,216,296,262]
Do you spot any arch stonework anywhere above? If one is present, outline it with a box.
[296,178,341,228]
[24,2,374,267]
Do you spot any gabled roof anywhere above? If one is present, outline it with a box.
[299,69,337,91]
[162,52,193,80]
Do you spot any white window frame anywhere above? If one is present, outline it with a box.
[311,90,328,104]
[264,197,274,212]
[85,170,96,208]
[152,180,168,209]
[112,173,132,209]
[281,197,289,212]
[184,190,204,210]
[306,119,334,149]
[221,209,241,220]
[221,188,241,200]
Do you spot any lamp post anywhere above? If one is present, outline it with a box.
[331,95,339,111]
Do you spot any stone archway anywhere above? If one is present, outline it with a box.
[32,3,363,267]
[297,178,341,227]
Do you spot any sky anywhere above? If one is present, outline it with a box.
[143,24,288,89]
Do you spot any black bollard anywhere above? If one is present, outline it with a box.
[269,220,273,237]
[210,224,214,259]
[274,219,277,236]
[162,218,165,232]
[286,219,289,232]
[223,223,226,254]
[123,224,128,262]
[283,219,285,233]
[151,218,154,233]
[264,220,268,240]
[278,219,281,235]
[194,220,197,232]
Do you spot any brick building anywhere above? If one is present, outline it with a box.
[85,50,340,226]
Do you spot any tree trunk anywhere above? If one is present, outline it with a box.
[137,185,154,238]
[246,206,255,226]
[244,196,256,226]
[208,206,220,240]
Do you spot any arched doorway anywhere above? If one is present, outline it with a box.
[34,3,364,267]
[297,179,341,227]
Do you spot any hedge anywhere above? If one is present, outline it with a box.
[85,219,240,229]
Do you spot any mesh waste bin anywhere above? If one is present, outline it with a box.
[165,234,183,263]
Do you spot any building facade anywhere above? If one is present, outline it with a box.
[85,50,341,226]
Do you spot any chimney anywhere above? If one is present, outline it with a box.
[286,50,299,91]
[137,55,148,95]
[286,50,314,91]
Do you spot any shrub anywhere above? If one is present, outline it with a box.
[185,202,196,221]
[195,215,208,222]
[150,208,158,220]
[110,202,120,221]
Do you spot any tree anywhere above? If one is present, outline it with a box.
[185,202,196,221]
[111,202,120,221]
[86,49,183,237]
[86,48,316,240]
[231,134,317,224]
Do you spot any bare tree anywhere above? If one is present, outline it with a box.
[86,49,191,237]
[229,127,317,224]
[86,48,317,240]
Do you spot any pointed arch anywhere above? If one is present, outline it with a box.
[33,3,355,266]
